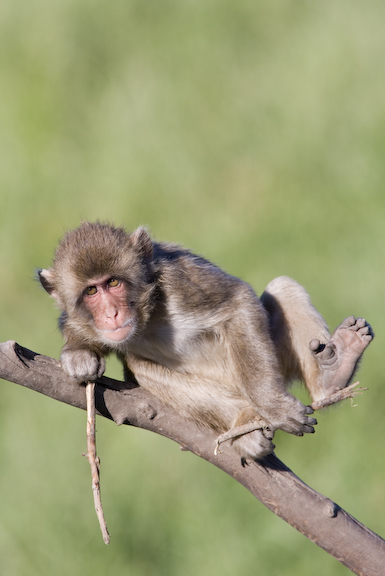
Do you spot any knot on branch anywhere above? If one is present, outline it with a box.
[138,402,157,420]
[324,500,339,518]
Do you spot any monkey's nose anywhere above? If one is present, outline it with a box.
[104,305,119,320]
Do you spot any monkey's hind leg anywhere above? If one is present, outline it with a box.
[310,316,374,399]
[261,277,374,404]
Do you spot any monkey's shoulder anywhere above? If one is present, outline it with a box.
[152,241,258,312]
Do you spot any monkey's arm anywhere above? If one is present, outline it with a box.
[227,299,317,436]
[0,340,383,576]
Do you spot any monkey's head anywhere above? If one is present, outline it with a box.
[38,222,157,348]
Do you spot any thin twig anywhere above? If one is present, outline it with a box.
[84,382,110,544]
[214,419,266,455]
[310,381,367,410]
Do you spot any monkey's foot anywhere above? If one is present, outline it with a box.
[215,420,275,461]
[309,316,374,396]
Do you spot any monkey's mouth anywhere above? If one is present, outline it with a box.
[99,320,134,343]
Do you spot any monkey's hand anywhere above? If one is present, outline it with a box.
[61,348,106,383]
[264,397,317,437]
[279,405,317,436]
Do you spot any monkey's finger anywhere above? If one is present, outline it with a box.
[97,357,106,379]
[281,414,317,436]
[305,405,314,414]
[306,417,317,426]
[262,427,274,440]
[280,418,305,436]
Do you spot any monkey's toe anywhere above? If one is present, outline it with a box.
[302,423,316,434]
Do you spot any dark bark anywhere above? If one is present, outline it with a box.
[0,340,384,575]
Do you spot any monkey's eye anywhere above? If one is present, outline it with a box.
[107,278,120,287]
[85,286,98,296]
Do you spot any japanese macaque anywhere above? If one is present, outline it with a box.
[38,222,374,460]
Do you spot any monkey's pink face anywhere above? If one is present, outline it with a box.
[82,277,135,343]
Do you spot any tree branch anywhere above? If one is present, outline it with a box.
[0,340,384,576]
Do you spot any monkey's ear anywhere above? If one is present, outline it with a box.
[131,227,153,259]
[38,268,59,299]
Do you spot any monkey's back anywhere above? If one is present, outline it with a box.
[152,241,256,314]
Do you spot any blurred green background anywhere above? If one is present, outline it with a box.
[0,0,384,574]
